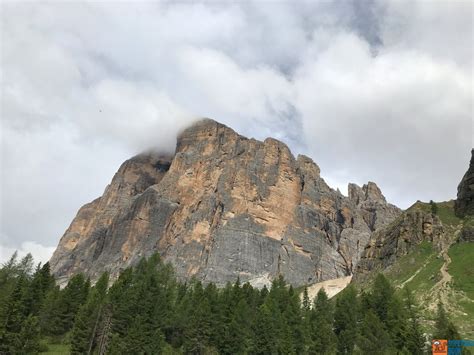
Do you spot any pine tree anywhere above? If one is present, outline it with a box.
[39,285,62,335]
[183,282,212,354]
[204,282,221,350]
[285,285,305,354]
[221,298,252,354]
[19,315,41,354]
[59,273,90,332]
[334,285,358,354]
[0,275,28,353]
[252,302,279,355]
[357,310,394,354]
[403,288,425,355]
[256,278,295,354]
[369,274,394,323]
[302,286,310,314]
[70,272,109,354]
[106,268,135,340]
[24,262,55,317]
[308,288,336,354]
[96,304,113,355]
[386,293,408,350]
[17,253,34,277]
[0,252,19,305]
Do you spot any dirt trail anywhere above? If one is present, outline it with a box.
[428,246,453,310]
[439,252,452,287]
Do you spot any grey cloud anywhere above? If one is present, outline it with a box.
[0,1,472,263]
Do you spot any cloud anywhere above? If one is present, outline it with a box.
[0,0,472,259]
[294,30,472,206]
[0,239,56,266]
[173,46,297,142]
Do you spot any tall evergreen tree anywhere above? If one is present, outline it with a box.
[19,315,41,354]
[38,285,62,335]
[357,310,394,354]
[183,282,212,354]
[403,288,425,355]
[308,288,336,354]
[24,262,55,318]
[70,272,109,354]
[334,285,358,354]
[252,301,279,355]
[302,286,310,314]
[386,293,408,350]
[369,274,394,323]
[221,298,252,354]
[0,275,28,353]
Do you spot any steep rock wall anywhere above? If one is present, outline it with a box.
[50,119,401,287]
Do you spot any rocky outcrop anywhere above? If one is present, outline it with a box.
[355,210,444,278]
[348,182,400,231]
[50,119,401,287]
[455,149,474,217]
[49,153,173,285]
[459,227,474,243]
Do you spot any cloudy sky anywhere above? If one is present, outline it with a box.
[1,0,472,264]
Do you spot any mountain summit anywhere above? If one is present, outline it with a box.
[50,119,400,287]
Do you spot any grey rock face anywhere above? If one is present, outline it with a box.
[355,210,444,279]
[348,182,400,231]
[459,227,474,243]
[50,119,401,287]
[455,149,474,217]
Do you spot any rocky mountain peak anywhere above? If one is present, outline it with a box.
[455,149,474,217]
[348,181,386,204]
[348,181,400,231]
[50,119,401,288]
[296,154,321,178]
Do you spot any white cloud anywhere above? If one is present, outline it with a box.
[0,0,472,256]
[381,0,473,70]
[0,239,56,266]
[294,30,472,207]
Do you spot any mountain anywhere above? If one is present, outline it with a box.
[355,209,446,279]
[50,119,400,287]
[351,149,474,338]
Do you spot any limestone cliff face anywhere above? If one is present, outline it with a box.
[355,210,444,278]
[455,149,474,217]
[50,119,401,287]
[348,182,401,232]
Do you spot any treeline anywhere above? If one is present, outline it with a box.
[0,252,465,354]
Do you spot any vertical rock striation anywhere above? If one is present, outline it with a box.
[50,119,401,287]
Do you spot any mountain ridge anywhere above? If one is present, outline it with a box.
[50,119,401,287]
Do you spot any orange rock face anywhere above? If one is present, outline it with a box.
[50,119,400,287]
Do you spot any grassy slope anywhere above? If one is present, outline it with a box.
[384,241,443,291]
[360,200,474,338]
[449,242,474,299]
[447,242,474,338]
[407,200,462,227]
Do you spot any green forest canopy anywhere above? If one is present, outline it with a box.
[0,252,467,354]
